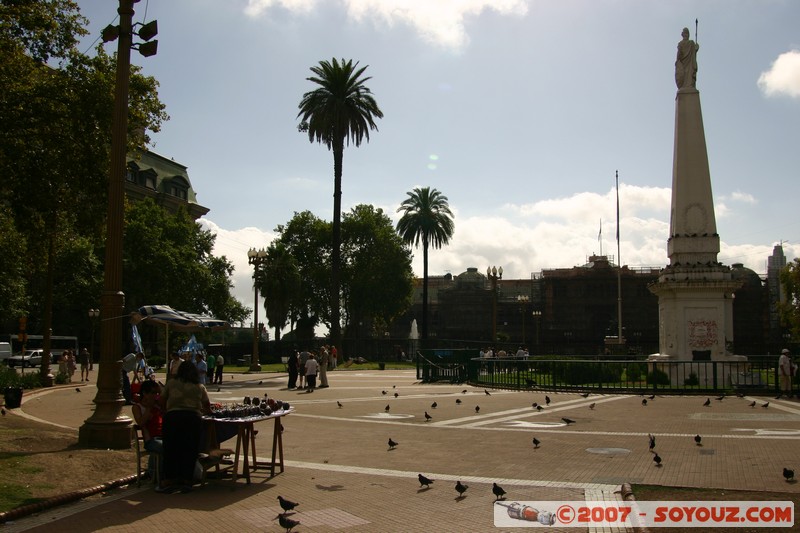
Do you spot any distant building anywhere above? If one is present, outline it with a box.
[392,254,771,355]
[125,150,209,220]
[767,244,787,345]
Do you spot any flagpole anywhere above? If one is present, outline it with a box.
[616,170,623,345]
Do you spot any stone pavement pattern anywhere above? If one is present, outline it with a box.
[5,369,800,532]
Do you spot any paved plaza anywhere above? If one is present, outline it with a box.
[5,368,800,532]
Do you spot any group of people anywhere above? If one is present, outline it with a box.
[132,358,212,493]
[479,347,529,359]
[167,351,224,385]
[56,348,92,382]
[286,345,337,392]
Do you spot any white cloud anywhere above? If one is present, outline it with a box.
[727,191,757,204]
[757,49,800,98]
[244,0,530,50]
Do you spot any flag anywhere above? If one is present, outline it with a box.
[131,324,143,353]
[598,219,602,242]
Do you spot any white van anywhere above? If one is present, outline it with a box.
[0,342,11,362]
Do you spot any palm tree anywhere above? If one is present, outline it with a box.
[259,241,301,349]
[396,187,455,342]
[297,58,383,356]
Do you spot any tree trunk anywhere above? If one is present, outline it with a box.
[422,238,429,342]
[331,138,344,357]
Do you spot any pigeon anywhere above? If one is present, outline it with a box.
[694,434,702,446]
[431,402,437,409]
[545,395,551,406]
[277,513,300,532]
[648,433,656,452]
[649,394,656,400]
[536,405,543,412]
[485,389,491,396]
[783,467,795,481]
[75,388,81,392]
[561,417,575,425]
[702,398,711,407]
[456,398,462,405]
[462,389,468,394]
[492,482,506,501]
[217,388,221,392]
[736,392,745,398]
[581,392,590,398]
[715,395,725,401]
[653,453,662,466]
[532,402,538,408]
[337,401,343,408]
[455,480,468,496]
[642,399,648,406]
[258,380,263,385]
[418,473,434,488]
[424,411,432,421]
[382,390,388,395]
[524,378,536,387]
[385,404,391,412]
[277,495,299,514]
[475,405,480,413]
[749,401,756,407]
[762,402,770,408]
[393,385,396,389]
[589,402,596,410]
[388,438,398,449]
[532,437,540,449]
[394,392,399,398]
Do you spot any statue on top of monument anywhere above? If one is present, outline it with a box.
[675,26,699,90]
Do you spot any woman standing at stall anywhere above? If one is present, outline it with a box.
[159,360,210,492]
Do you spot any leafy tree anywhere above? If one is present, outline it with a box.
[780,259,800,339]
[0,1,167,380]
[396,187,455,341]
[275,210,331,336]
[297,58,383,356]
[123,198,248,325]
[341,204,413,337]
[258,241,301,347]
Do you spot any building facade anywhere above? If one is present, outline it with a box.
[125,150,209,220]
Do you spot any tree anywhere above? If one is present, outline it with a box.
[780,259,800,340]
[123,198,248,326]
[396,187,455,342]
[297,58,383,356]
[0,1,167,380]
[341,204,413,337]
[258,241,301,348]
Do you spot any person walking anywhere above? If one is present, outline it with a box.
[318,346,329,388]
[777,348,797,399]
[206,352,216,385]
[287,351,299,390]
[214,353,224,384]
[298,350,309,389]
[304,353,319,393]
[79,348,91,381]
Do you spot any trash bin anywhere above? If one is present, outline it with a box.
[378,362,386,370]
[242,355,251,367]
[4,387,23,409]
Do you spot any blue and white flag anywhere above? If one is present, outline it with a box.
[131,324,143,353]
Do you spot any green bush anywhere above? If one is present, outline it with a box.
[0,365,42,390]
[646,368,671,385]
[684,372,699,386]
[54,372,68,385]
[551,361,623,385]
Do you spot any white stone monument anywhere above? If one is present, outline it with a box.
[648,27,744,373]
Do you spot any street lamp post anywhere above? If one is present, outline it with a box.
[531,310,542,350]
[516,295,529,344]
[487,266,502,342]
[248,248,267,372]
[79,0,159,449]
[88,309,99,365]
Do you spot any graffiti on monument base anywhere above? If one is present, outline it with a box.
[688,319,718,348]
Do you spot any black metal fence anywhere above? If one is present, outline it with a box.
[416,352,791,395]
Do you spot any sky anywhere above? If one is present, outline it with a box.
[74,0,800,326]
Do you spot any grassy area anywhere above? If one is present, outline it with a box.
[0,449,46,512]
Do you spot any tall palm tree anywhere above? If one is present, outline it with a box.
[396,187,455,342]
[298,58,383,355]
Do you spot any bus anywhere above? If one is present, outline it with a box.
[8,335,79,356]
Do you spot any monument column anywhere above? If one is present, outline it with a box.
[649,27,743,363]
